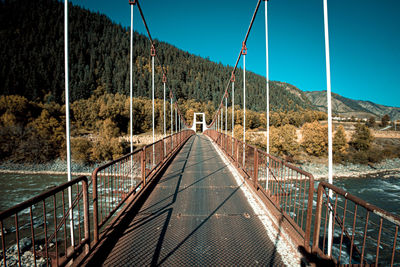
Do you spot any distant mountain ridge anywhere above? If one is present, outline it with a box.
[304,91,400,121]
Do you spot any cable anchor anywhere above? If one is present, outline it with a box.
[163,74,167,83]
[150,45,156,57]
[128,0,136,5]
[241,42,247,55]
[230,72,236,82]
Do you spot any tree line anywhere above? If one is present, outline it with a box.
[0,94,326,164]
[246,121,399,164]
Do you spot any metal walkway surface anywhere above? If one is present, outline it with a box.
[82,134,285,266]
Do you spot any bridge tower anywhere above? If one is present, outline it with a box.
[190,112,208,133]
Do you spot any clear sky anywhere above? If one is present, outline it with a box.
[70,0,400,108]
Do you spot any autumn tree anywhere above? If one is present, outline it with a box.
[301,121,328,156]
[91,118,124,162]
[71,137,93,164]
[269,125,299,157]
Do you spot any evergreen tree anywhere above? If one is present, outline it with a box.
[350,124,374,151]
[333,125,348,154]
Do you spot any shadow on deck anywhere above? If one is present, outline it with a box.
[78,135,286,266]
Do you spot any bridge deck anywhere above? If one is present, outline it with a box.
[82,135,286,266]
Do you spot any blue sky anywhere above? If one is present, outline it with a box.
[70,0,400,108]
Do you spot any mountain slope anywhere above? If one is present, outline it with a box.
[0,0,314,112]
[304,91,400,120]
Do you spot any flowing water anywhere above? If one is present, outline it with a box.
[319,172,400,216]
[0,171,399,264]
[1,172,399,214]
[0,173,70,212]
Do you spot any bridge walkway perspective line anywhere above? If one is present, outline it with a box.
[80,134,295,266]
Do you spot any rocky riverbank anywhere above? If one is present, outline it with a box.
[1,157,400,180]
[0,237,47,267]
[0,159,95,176]
[299,158,400,179]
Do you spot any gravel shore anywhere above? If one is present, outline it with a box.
[299,158,400,179]
[0,159,96,176]
[1,157,400,180]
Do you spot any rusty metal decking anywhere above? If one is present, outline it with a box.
[81,135,286,266]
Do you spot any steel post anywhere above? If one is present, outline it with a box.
[83,179,90,254]
[254,147,258,188]
[141,147,146,186]
[92,172,99,243]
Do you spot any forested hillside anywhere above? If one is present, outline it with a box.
[0,0,314,112]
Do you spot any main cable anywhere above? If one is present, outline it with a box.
[208,0,262,128]
[135,0,189,128]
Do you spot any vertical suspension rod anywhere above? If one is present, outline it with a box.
[225,95,228,135]
[221,106,223,134]
[323,0,334,256]
[151,46,155,165]
[163,75,166,138]
[242,42,247,166]
[265,0,270,188]
[231,75,235,136]
[64,0,74,246]
[175,104,178,134]
[129,1,135,186]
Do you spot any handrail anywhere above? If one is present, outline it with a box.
[204,129,315,249]
[313,181,400,266]
[0,176,90,267]
[91,130,195,243]
[0,130,195,266]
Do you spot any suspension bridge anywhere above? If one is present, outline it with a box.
[1,0,400,266]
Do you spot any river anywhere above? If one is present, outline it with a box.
[0,172,399,264]
[2,172,398,215]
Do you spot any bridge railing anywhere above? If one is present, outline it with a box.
[312,181,400,266]
[204,129,314,248]
[92,129,195,243]
[0,176,90,267]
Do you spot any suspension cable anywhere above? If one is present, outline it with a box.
[207,0,262,129]
[135,0,189,129]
